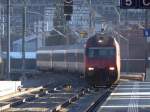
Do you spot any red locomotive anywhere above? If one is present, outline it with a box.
[85,33,120,86]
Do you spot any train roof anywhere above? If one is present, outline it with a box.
[86,33,115,47]
[88,33,114,41]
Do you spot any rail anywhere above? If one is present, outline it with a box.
[84,85,117,112]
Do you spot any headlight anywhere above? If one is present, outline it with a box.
[98,39,103,43]
[109,67,115,71]
[88,67,94,71]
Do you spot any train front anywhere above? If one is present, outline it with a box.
[85,34,119,86]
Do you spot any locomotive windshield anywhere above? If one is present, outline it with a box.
[87,47,115,58]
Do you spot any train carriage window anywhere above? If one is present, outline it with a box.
[87,47,115,58]
[98,50,107,57]
[109,49,116,56]
[53,53,64,61]
[88,49,94,58]
[78,53,83,62]
[37,53,51,61]
[67,53,76,62]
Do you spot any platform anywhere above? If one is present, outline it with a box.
[121,73,145,81]
[97,81,150,112]
[0,81,21,97]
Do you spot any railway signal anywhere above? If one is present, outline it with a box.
[64,0,73,21]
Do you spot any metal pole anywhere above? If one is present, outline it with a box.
[2,7,5,37]
[114,6,121,24]
[89,0,92,37]
[145,10,148,29]
[145,9,148,78]
[66,21,69,45]
[125,9,128,25]
[41,21,45,47]
[7,0,10,79]
[127,40,129,73]
[22,4,26,73]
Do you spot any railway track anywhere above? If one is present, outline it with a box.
[7,85,115,112]
[53,85,117,112]
[1,82,65,111]
[1,71,117,112]
[85,85,117,112]
[0,71,86,111]
[5,84,117,112]
[6,82,87,112]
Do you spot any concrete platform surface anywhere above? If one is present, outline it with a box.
[98,81,150,112]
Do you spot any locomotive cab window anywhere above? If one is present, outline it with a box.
[87,47,116,58]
